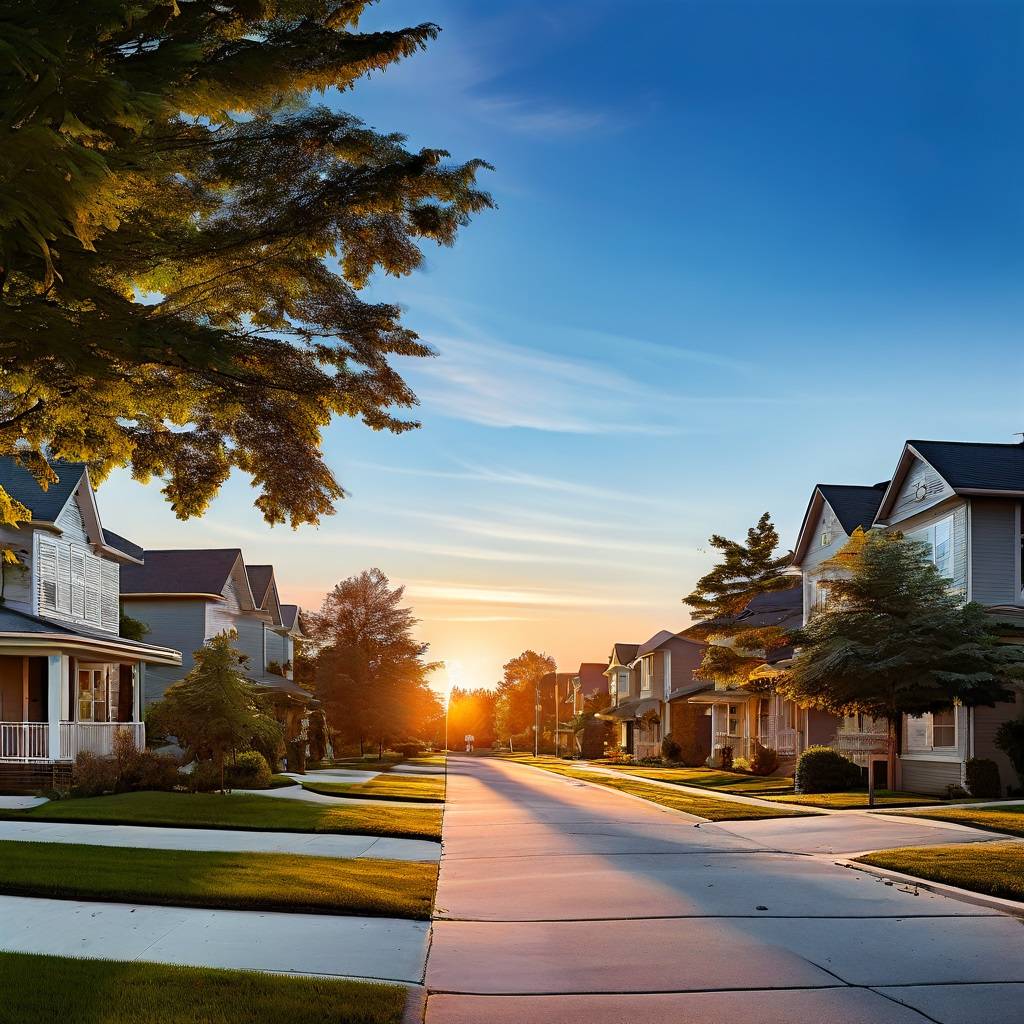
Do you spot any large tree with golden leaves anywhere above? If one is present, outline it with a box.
[0,1,491,531]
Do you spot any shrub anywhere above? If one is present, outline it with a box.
[635,756,664,766]
[996,717,1024,787]
[226,750,272,789]
[189,759,222,792]
[795,746,862,793]
[719,745,734,771]
[965,758,1001,799]
[132,750,181,791]
[71,752,117,797]
[750,742,780,777]
[661,734,682,762]
[732,756,752,772]
[392,741,423,758]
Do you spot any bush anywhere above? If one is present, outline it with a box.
[795,746,862,793]
[719,745,734,771]
[661,734,682,762]
[965,758,1001,799]
[996,717,1024,787]
[750,742,780,777]
[226,750,272,789]
[732,756,751,772]
[392,741,424,758]
[71,752,117,797]
[635,756,664,766]
[189,759,222,792]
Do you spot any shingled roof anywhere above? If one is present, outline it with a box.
[908,439,1024,492]
[120,549,243,598]
[0,457,86,522]
[817,483,889,535]
[103,529,144,562]
[246,565,275,607]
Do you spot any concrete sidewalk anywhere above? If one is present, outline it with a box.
[0,894,428,983]
[423,756,1024,1024]
[0,818,440,861]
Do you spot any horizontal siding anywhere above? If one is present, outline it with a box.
[120,598,207,706]
[900,758,962,796]
[970,498,1017,605]
[887,458,953,525]
[55,493,89,546]
[973,697,1022,795]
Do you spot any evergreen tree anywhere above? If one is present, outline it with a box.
[303,568,441,756]
[0,2,491,527]
[147,631,282,791]
[683,512,796,687]
[778,529,1024,743]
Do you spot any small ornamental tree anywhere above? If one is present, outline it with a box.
[778,529,1024,757]
[147,631,282,792]
[683,512,797,687]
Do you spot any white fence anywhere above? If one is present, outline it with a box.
[0,723,49,762]
[0,722,145,762]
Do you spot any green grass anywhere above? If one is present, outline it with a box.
[0,952,408,1024]
[300,775,445,803]
[509,756,815,821]
[0,841,436,918]
[857,841,1024,901]
[885,804,1024,838]
[759,789,942,809]
[589,762,793,794]
[0,791,441,841]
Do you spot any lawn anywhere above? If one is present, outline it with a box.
[589,762,792,794]
[0,841,436,918]
[0,791,442,841]
[857,841,1024,902]
[510,756,814,821]
[885,804,1024,838]
[760,790,942,809]
[0,952,408,1024]
[301,775,445,803]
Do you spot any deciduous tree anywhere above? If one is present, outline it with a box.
[494,650,554,745]
[0,1,491,527]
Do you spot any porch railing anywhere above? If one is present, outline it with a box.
[60,722,145,760]
[760,718,800,757]
[714,732,754,760]
[0,722,49,762]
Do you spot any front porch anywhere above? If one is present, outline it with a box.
[0,720,146,762]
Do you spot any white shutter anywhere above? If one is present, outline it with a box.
[37,538,58,614]
[84,554,102,625]
[70,548,86,620]
[99,559,119,632]
[56,543,71,615]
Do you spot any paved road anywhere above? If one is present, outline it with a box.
[424,757,1024,1024]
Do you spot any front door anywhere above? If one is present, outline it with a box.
[77,664,119,723]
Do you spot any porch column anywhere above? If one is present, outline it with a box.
[46,655,68,760]
[134,662,145,722]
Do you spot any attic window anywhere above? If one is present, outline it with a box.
[820,530,832,547]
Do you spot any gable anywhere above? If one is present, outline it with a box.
[879,452,955,525]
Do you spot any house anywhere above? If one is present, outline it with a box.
[793,439,1024,794]
[0,458,181,790]
[598,632,706,759]
[120,549,311,747]
[683,586,834,767]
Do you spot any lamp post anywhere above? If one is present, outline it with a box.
[553,667,559,758]
[534,681,541,758]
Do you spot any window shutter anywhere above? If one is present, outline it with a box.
[99,559,119,631]
[55,543,71,615]
[84,554,102,625]
[70,548,86,619]
[37,538,58,614]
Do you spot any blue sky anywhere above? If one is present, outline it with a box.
[102,0,1024,691]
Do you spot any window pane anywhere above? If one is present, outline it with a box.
[932,708,955,747]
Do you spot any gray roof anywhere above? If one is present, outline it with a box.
[248,671,311,701]
[731,586,803,631]
[103,529,144,562]
[0,457,85,522]
[910,439,1024,492]
[610,643,639,666]
[0,604,176,657]
[817,483,888,534]
[121,549,241,597]
[246,565,274,607]
[635,630,703,659]
[280,604,301,631]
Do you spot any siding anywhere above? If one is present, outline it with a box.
[970,498,1018,605]
[886,457,954,526]
[892,501,968,598]
[121,598,208,705]
[800,501,850,624]
[232,615,267,674]
[55,493,89,546]
[900,758,962,796]
[973,696,1022,795]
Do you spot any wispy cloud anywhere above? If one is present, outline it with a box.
[406,580,659,609]
[472,96,609,136]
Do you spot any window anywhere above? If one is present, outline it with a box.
[820,530,832,547]
[77,665,119,723]
[641,658,653,693]
[608,673,616,701]
[906,516,954,580]
[726,704,740,736]
[931,708,956,748]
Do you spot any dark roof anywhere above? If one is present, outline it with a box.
[575,663,608,696]
[280,604,301,631]
[247,671,312,701]
[246,565,274,607]
[635,629,703,659]
[731,585,803,631]
[909,440,1024,492]
[121,549,241,597]
[103,529,144,562]
[817,483,888,534]
[0,457,85,522]
[610,643,639,666]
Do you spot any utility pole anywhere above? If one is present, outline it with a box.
[553,669,559,758]
[534,679,540,757]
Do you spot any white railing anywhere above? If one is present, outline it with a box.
[715,732,754,760]
[831,729,888,766]
[60,722,145,760]
[0,723,49,762]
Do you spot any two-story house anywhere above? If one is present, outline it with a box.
[794,440,1024,794]
[599,632,706,759]
[119,549,311,743]
[0,459,181,790]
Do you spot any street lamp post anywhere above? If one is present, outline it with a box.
[534,681,541,758]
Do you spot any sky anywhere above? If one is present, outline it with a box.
[100,0,1024,694]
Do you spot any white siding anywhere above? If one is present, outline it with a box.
[886,456,955,526]
[55,493,89,546]
[801,501,850,625]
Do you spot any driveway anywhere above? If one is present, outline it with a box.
[423,756,1024,1024]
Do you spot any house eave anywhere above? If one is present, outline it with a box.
[0,632,182,665]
